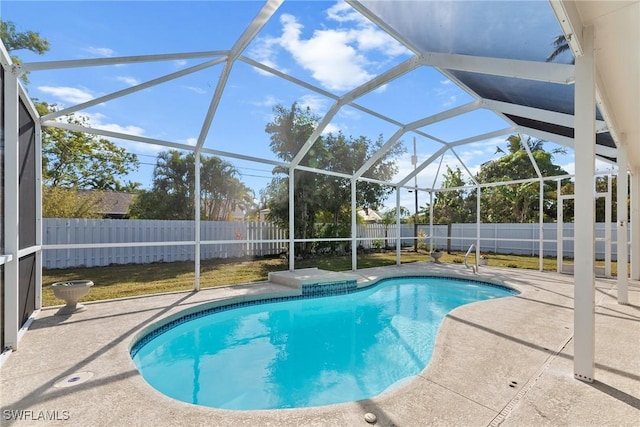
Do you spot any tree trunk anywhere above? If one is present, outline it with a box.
[447,223,452,254]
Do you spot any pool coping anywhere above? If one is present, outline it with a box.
[2,262,638,427]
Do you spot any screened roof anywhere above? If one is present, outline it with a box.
[6,0,639,197]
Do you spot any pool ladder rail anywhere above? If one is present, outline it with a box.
[464,244,478,274]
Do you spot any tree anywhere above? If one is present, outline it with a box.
[546,34,574,64]
[433,165,473,225]
[432,165,474,253]
[263,103,405,254]
[130,150,255,220]
[42,187,102,218]
[1,20,50,83]
[37,102,140,191]
[380,207,409,248]
[475,134,569,223]
[264,103,322,253]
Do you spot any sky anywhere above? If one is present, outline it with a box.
[2,0,615,214]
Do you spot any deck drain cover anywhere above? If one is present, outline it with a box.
[54,371,94,388]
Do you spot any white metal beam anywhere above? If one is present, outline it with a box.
[351,179,357,271]
[520,134,543,179]
[573,24,596,383]
[398,145,450,187]
[481,99,608,133]
[241,56,449,146]
[549,0,584,58]
[354,128,405,179]
[4,67,20,350]
[194,152,201,291]
[18,51,228,74]
[420,52,575,84]
[290,103,342,167]
[292,57,425,169]
[195,0,283,151]
[342,56,423,104]
[288,167,295,271]
[616,147,628,302]
[449,147,478,185]
[42,56,228,121]
[240,56,339,100]
[35,109,43,310]
[517,125,617,159]
[40,120,288,167]
[357,102,480,181]
[631,169,640,280]
[448,127,516,149]
[346,1,422,55]
[410,101,481,130]
[41,121,199,152]
[595,72,623,146]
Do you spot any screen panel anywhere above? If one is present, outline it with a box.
[18,99,36,250]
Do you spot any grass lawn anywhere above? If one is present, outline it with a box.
[41,250,619,307]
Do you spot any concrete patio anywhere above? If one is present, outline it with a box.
[1,263,638,426]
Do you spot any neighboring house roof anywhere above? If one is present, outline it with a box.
[80,191,137,217]
[358,208,382,223]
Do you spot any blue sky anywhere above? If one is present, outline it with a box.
[3,0,603,213]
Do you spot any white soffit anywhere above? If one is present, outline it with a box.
[574,0,639,171]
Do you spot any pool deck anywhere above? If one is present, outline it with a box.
[1,263,639,426]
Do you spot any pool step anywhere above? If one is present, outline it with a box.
[268,268,359,292]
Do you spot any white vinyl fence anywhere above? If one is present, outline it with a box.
[43,219,629,269]
[416,222,629,261]
[43,219,287,269]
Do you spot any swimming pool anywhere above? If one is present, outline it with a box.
[131,276,516,410]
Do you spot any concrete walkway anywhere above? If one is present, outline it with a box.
[1,263,638,426]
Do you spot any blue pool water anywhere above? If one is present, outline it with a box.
[131,277,516,410]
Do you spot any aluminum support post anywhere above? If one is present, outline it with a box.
[4,70,20,350]
[351,179,357,272]
[631,170,640,280]
[616,144,628,303]
[573,25,596,383]
[194,151,201,291]
[289,168,295,271]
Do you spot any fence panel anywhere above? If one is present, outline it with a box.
[43,219,287,269]
[43,219,628,268]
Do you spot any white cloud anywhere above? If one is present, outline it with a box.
[298,94,330,114]
[84,46,115,57]
[116,76,140,86]
[251,95,281,108]
[278,14,372,91]
[75,112,164,155]
[81,112,145,136]
[322,123,342,135]
[249,2,410,92]
[373,84,388,94]
[443,95,457,107]
[184,85,207,95]
[174,59,187,67]
[326,1,368,24]
[561,162,575,176]
[248,37,282,77]
[433,79,461,108]
[38,86,94,104]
